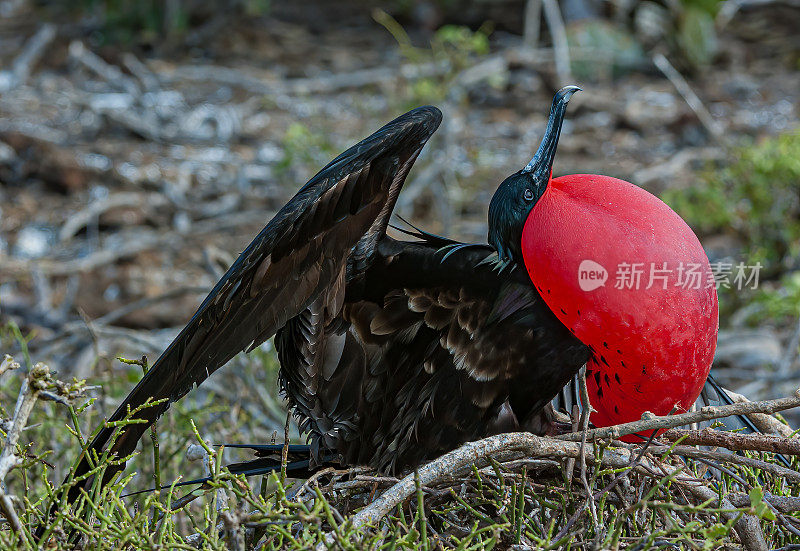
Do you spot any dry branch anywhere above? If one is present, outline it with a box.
[313,389,800,549]
[523,0,542,48]
[166,60,451,96]
[652,444,800,483]
[662,428,800,455]
[58,192,170,242]
[725,388,797,437]
[315,428,777,550]
[0,362,51,540]
[0,24,56,92]
[728,492,800,514]
[69,41,141,97]
[557,390,800,442]
[1,209,273,278]
[541,0,572,85]
[653,53,725,140]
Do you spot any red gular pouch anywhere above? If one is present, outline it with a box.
[522,173,718,440]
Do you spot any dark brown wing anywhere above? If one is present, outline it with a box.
[276,235,591,473]
[64,106,442,500]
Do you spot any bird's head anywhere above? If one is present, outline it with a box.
[488,85,580,267]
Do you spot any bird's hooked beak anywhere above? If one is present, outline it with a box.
[486,85,581,267]
[522,85,581,181]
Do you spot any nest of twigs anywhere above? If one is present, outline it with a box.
[0,352,799,550]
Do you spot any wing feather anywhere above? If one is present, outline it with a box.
[63,106,441,503]
[278,236,590,471]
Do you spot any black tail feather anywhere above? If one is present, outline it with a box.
[701,374,791,468]
[121,444,338,498]
[217,443,312,455]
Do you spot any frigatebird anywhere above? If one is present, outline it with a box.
[55,86,750,509]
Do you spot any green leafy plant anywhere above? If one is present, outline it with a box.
[663,130,800,272]
[276,122,335,176]
[51,0,271,45]
[662,130,800,323]
[677,0,721,68]
[374,9,496,107]
[0,327,799,548]
[750,270,800,324]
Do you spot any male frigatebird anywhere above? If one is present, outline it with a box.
[57,86,735,509]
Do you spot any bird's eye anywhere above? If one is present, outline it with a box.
[523,188,534,201]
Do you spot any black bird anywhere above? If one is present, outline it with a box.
[58,96,591,509]
[49,87,782,523]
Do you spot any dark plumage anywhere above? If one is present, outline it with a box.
[279,234,589,472]
[55,104,589,513]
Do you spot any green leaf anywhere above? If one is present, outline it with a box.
[679,6,718,68]
[749,486,777,520]
[749,486,763,507]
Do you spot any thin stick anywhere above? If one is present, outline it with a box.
[0,363,51,543]
[577,369,598,529]
[68,41,141,97]
[557,390,800,442]
[523,0,542,48]
[728,492,800,514]
[724,388,796,437]
[144,358,161,509]
[280,412,290,485]
[313,430,772,550]
[662,428,800,455]
[653,444,800,484]
[0,24,56,92]
[542,0,572,85]
[653,53,724,140]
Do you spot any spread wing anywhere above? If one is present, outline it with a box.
[276,234,590,473]
[64,106,442,501]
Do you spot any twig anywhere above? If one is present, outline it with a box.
[643,447,767,551]
[576,368,598,530]
[315,429,772,550]
[728,492,800,514]
[0,356,20,378]
[662,428,800,455]
[0,24,56,92]
[0,362,51,542]
[556,433,657,542]
[58,192,169,242]
[121,53,161,92]
[2,209,274,277]
[724,388,796,437]
[652,444,800,484]
[541,0,572,85]
[314,432,672,549]
[652,53,725,141]
[166,60,450,96]
[523,0,542,48]
[313,391,800,548]
[68,41,141,97]
[137,357,161,510]
[557,390,800,442]
[280,412,290,485]
[565,404,578,486]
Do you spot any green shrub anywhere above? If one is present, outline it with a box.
[662,131,800,323]
[663,131,800,272]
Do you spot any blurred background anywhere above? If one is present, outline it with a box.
[0,0,798,484]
